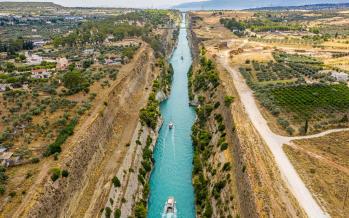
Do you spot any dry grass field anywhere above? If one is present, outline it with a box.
[284,131,349,217]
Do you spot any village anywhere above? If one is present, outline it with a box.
[0,4,180,216]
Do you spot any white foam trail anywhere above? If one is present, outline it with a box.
[172,126,176,160]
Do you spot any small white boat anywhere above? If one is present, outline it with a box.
[169,122,174,129]
[162,196,177,218]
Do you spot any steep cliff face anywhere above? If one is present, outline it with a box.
[216,64,305,218]
[100,27,178,218]
[188,50,242,218]
[190,12,304,217]
[12,44,158,218]
[102,118,162,218]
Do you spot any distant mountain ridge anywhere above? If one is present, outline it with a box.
[174,0,349,10]
[0,1,63,9]
[251,3,349,11]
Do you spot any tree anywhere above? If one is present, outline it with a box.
[83,59,93,69]
[62,70,88,94]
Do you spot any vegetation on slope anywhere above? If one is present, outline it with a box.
[189,48,237,217]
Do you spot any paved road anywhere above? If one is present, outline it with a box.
[218,50,349,218]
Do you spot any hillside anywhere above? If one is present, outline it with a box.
[0,1,63,9]
[174,0,349,10]
[251,3,349,11]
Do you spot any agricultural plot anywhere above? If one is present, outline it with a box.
[256,84,349,135]
[241,52,325,87]
[250,52,324,82]
[269,84,349,117]
[240,51,349,135]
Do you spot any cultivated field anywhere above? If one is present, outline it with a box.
[190,8,349,218]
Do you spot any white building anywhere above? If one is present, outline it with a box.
[25,51,43,65]
[31,69,52,79]
[331,71,348,82]
[83,49,94,56]
[0,84,11,92]
[56,57,69,70]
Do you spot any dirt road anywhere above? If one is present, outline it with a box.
[218,50,349,218]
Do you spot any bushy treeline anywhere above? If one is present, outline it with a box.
[116,10,174,27]
[220,17,303,36]
[0,38,33,55]
[44,116,78,156]
[139,92,160,130]
[192,49,219,92]
[189,48,236,217]
[220,18,245,36]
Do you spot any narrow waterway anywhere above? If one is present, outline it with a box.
[148,13,196,218]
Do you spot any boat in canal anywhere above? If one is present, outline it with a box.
[148,13,196,218]
[162,197,177,218]
[169,122,174,129]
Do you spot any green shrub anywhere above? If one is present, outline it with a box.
[222,162,231,171]
[9,191,16,197]
[114,208,121,218]
[224,96,234,107]
[0,185,5,195]
[112,176,121,188]
[220,142,228,151]
[44,117,78,156]
[105,207,112,218]
[134,202,147,218]
[142,160,152,172]
[31,157,40,164]
[51,168,61,182]
[242,165,246,173]
[62,170,69,178]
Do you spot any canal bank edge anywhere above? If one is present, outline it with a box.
[100,12,180,218]
[188,12,306,217]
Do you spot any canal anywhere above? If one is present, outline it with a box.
[147,13,196,218]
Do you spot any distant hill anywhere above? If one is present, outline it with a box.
[174,0,349,10]
[0,1,63,9]
[250,3,349,11]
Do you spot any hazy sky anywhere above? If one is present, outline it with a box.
[0,0,206,8]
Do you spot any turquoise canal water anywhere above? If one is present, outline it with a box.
[147,14,196,218]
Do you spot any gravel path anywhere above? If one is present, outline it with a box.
[218,50,349,218]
